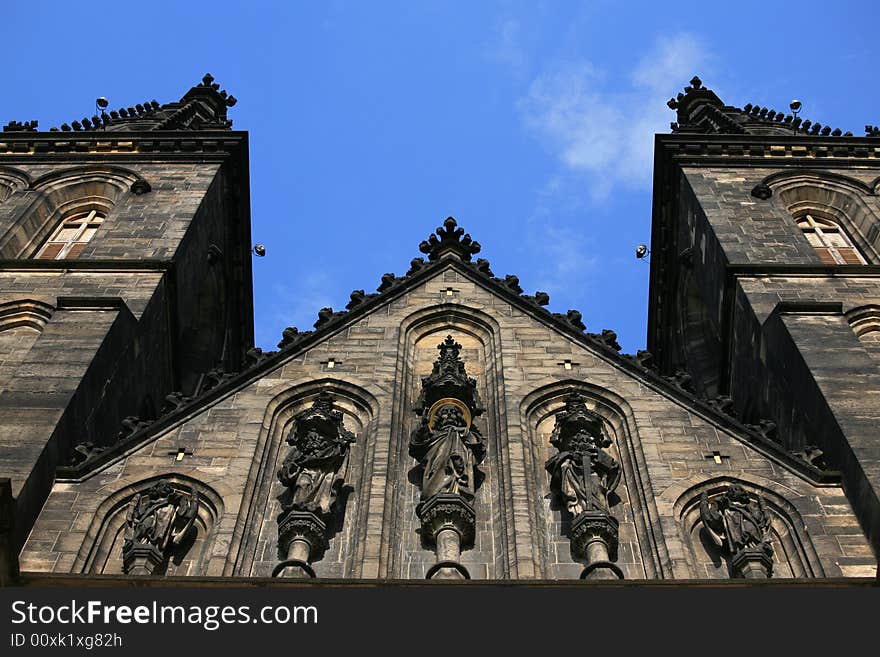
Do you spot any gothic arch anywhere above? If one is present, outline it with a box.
[0,298,53,331]
[228,376,379,578]
[383,303,509,578]
[669,474,825,579]
[762,170,880,263]
[0,167,30,202]
[845,304,880,362]
[73,474,224,576]
[0,299,54,392]
[520,379,665,579]
[0,165,146,259]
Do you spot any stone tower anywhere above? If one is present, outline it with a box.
[1,76,877,584]
[650,77,880,563]
[0,75,253,583]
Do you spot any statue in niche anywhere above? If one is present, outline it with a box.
[277,391,355,516]
[544,393,620,516]
[123,480,199,573]
[699,484,773,563]
[409,398,485,502]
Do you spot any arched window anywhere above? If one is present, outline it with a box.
[796,214,866,265]
[35,209,104,260]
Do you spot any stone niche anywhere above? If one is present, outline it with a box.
[240,383,374,579]
[388,306,507,579]
[526,385,649,580]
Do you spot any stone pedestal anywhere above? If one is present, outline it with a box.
[417,494,474,580]
[122,543,165,576]
[569,511,624,580]
[731,546,774,579]
[273,509,327,579]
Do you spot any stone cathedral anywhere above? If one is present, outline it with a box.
[0,75,878,584]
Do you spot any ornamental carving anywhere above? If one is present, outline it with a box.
[544,392,623,579]
[699,484,774,578]
[122,480,199,575]
[410,335,486,579]
[274,392,355,578]
[277,391,355,516]
[544,393,620,517]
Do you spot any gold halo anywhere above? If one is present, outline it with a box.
[427,398,472,430]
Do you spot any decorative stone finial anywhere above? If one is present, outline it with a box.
[419,217,481,262]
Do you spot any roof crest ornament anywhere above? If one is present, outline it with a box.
[419,216,481,262]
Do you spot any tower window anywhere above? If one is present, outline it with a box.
[796,214,866,265]
[35,210,104,260]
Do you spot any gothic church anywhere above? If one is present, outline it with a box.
[0,75,878,583]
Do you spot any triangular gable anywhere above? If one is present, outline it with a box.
[58,217,838,484]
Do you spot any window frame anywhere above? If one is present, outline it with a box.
[795,213,866,265]
[34,209,104,260]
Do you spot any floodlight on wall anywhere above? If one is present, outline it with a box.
[253,244,266,257]
[790,99,802,134]
[636,244,650,261]
[95,97,109,130]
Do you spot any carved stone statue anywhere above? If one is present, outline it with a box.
[545,393,620,516]
[544,392,623,579]
[274,392,355,578]
[278,392,355,515]
[699,484,774,578]
[409,399,485,502]
[409,335,486,579]
[123,480,199,575]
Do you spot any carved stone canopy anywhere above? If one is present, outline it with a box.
[288,391,353,450]
[549,392,610,454]
[413,335,484,421]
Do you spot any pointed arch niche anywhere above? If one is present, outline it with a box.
[0,165,145,259]
[521,380,665,579]
[0,167,29,203]
[74,474,223,576]
[0,299,54,393]
[673,476,825,579]
[229,378,377,578]
[763,170,880,264]
[846,305,880,363]
[384,304,509,579]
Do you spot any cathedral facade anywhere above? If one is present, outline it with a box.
[0,75,877,583]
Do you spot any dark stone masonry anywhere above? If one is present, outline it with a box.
[0,74,877,585]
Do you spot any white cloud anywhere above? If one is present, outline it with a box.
[519,33,709,198]
[487,18,526,74]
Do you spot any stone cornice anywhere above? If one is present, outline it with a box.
[0,131,247,161]
[656,134,880,168]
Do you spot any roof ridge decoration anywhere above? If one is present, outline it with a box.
[419,216,482,261]
[667,76,854,137]
[2,74,237,134]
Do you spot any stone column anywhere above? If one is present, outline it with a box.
[272,510,326,579]
[570,512,624,580]
[419,494,475,580]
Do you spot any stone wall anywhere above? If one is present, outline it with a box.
[21,265,876,578]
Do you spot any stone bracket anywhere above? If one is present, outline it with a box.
[417,494,476,549]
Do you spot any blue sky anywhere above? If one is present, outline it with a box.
[3,1,878,353]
